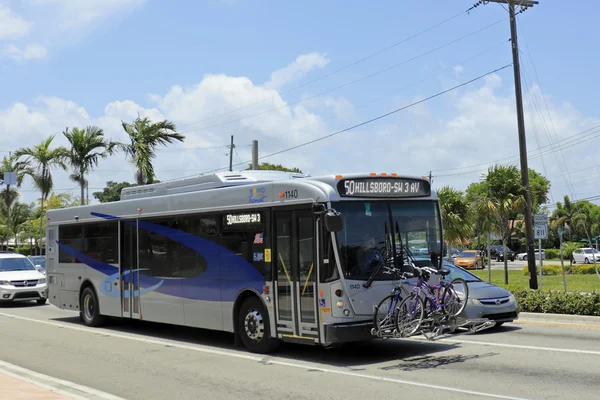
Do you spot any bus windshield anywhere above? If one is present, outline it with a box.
[332,200,442,281]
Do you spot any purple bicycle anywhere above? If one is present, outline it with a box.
[393,265,469,338]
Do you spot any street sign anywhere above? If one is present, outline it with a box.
[534,222,548,239]
[533,214,548,223]
[1,171,17,186]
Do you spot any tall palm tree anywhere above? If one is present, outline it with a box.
[483,164,525,284]
[118,116,185,185]
[14,135,69,254]
[63,126,116,205]
[0,154,30,250]
[437,186,472,259]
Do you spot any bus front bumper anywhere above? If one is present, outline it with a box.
[323,321,374,344]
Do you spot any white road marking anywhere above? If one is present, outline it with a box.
[0,360,126,400]
[410,336,600,356]
[0,311,533,399]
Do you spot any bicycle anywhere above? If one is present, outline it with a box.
[394,265,469,338]
[371,266,415,337]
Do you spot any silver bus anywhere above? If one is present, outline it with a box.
[45,170,442,353]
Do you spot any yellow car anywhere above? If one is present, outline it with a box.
[453,250,483,270]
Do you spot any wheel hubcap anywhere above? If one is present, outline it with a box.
[244,308,264,342]
[84,294,94,320]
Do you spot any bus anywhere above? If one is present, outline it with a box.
[45,170,443,353]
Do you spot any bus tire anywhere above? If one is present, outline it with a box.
[237,296,278,354]
[80,286,106,327]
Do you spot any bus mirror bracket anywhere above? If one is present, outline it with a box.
[324,210,343,232]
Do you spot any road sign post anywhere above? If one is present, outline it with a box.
[533,214,547,289]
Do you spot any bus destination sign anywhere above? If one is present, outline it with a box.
[337,177,430,198]
[222,212,263,231]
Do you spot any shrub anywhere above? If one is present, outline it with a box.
[511,289,600,316]
[521,264,568,276]
[571,264,600,275]
[544,248,560,259]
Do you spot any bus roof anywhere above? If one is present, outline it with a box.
[46,170,437,224]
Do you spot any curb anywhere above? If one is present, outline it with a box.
[516,312,600,326]
[0,360,126,400]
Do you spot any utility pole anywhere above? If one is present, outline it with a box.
[252,140,259,170]
[484,0,539,289]
[228,135,235,172]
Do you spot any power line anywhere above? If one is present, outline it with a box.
[185,64,512,177]
[176,5,482,131]
[178,17,508,135]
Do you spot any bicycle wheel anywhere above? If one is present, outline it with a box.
[394,292,425,338]
[442,278,469,317]
[373,294,399,335]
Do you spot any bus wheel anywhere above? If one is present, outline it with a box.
[238,296,278,354]
[80,287,106,327]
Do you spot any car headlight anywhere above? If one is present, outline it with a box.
[38,278,46,284]
[0,280,10,286]
[469,298,482,306]
[509,293,516,303]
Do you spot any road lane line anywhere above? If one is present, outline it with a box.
[0,360,126,400]
[514,320,600,329]
[411,337,600,356]
[0,312,530,400]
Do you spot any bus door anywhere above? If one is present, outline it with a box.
[120,220,141,319]
[273,210,318,341]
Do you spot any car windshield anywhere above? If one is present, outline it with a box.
[458,251,476,257]
[29,256,46,267]
[584,249,599,254]
[443,262,481,282]
[333,200,442,281]
[0,257,37,272]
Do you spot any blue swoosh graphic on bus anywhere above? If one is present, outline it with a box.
[57,211,265,302]
[99,269,164,298]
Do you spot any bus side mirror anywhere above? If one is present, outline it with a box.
[324,212,343,232]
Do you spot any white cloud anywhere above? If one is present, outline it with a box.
[1,43,47,61]
[0,5,31,39]
[264,52,330,90]
[3,58,599,209]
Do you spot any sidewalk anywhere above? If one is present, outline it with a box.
[0,371,70,400]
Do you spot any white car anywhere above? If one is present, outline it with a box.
[516,249,545,261]
[0,252,48,305]
[572,247,600,264]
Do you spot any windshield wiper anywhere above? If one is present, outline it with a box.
[396,221,419,267]
[363,222,390,289]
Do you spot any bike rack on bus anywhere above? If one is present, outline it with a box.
[370,313,496,341]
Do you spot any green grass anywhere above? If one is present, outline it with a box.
[471,270,600,292]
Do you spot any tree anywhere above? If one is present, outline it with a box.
[437,186,471,258]
[93,181,134,203]
[0,154,29,250]
[14,135,69,254]
[483,164,525,284]
[465,181,497,263]
[528,168,551,213]
[63,126,116,205]
[246,162,302,173]
[117,116,185,185]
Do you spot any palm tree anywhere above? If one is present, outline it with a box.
[117,116,185,185]
[483,164,525,284]
[14,135,69,255]
[437,186,471,259]
[0,154,30,250]
[63,126,116,205]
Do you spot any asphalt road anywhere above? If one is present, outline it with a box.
[1,303,599,400]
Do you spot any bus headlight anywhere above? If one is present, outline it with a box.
[336,301,344,308]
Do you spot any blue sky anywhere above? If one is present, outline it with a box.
[1,0,599,209]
